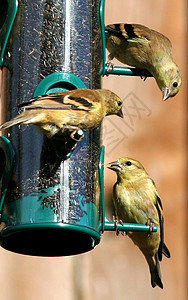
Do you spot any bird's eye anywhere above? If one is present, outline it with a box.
[125,161,132,166]
[117,101,122,106]
[173,82,178,88]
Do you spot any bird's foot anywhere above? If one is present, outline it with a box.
[70,128,84,142]
[119,219,127,236]
[105,60,114,75]
[146,219,155,236]
[59,127,84,156]
[113,216,120,236]
[60,126,84,142]
[64,128,84,152]
[113,217,127,236]
[140,69,149,81]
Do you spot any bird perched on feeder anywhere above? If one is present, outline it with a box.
[0,88,123,139]
[105,23,182,100]
[108,157,170,289]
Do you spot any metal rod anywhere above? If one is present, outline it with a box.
[104,219,157,232]
[100,65,152,77]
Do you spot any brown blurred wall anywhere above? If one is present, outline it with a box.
[0,0,187,299]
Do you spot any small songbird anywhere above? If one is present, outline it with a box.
[105,23,182,100]
[108,157,170,289]
[0,88,123,138]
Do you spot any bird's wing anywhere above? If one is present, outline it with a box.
[155,194,170,261]
[105,23,151,43]
[153,180,170,260]
[18,93,93,112]
[155,195,164,261]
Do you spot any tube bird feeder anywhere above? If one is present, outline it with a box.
[0,0,157,256]
[0,0,102,256]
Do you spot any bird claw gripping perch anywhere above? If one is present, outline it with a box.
[113,216,127,236]
[70,128,84,142]
[113,216,119,235]
[146,219,155,237]
[50,128,84,160]
[119,219,127,236]
[140,69,149,81]
[63,129,84,156]
[105,53,115,75]
[105,60,114,75]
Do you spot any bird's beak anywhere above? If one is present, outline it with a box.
[162,87,171,101]
[107,161,122,172]
[117,108,124,118]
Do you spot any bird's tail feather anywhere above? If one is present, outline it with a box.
[162,243,170,258]
[150,255,163,289]
[0,115,31,130]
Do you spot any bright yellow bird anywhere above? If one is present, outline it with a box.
[108,157,170,289]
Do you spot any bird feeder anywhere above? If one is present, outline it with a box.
[0,0,156,256]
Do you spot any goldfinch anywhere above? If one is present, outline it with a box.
[0,88,123,138]
[105,23,182,100]
[108,157,170,289]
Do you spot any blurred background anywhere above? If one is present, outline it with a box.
[0,0,187,299]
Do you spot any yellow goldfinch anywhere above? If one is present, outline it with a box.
[105,23,182,100]
[108,157,170,289]
[0,88,123,138]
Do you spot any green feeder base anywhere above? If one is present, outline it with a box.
[0,223,101,256]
